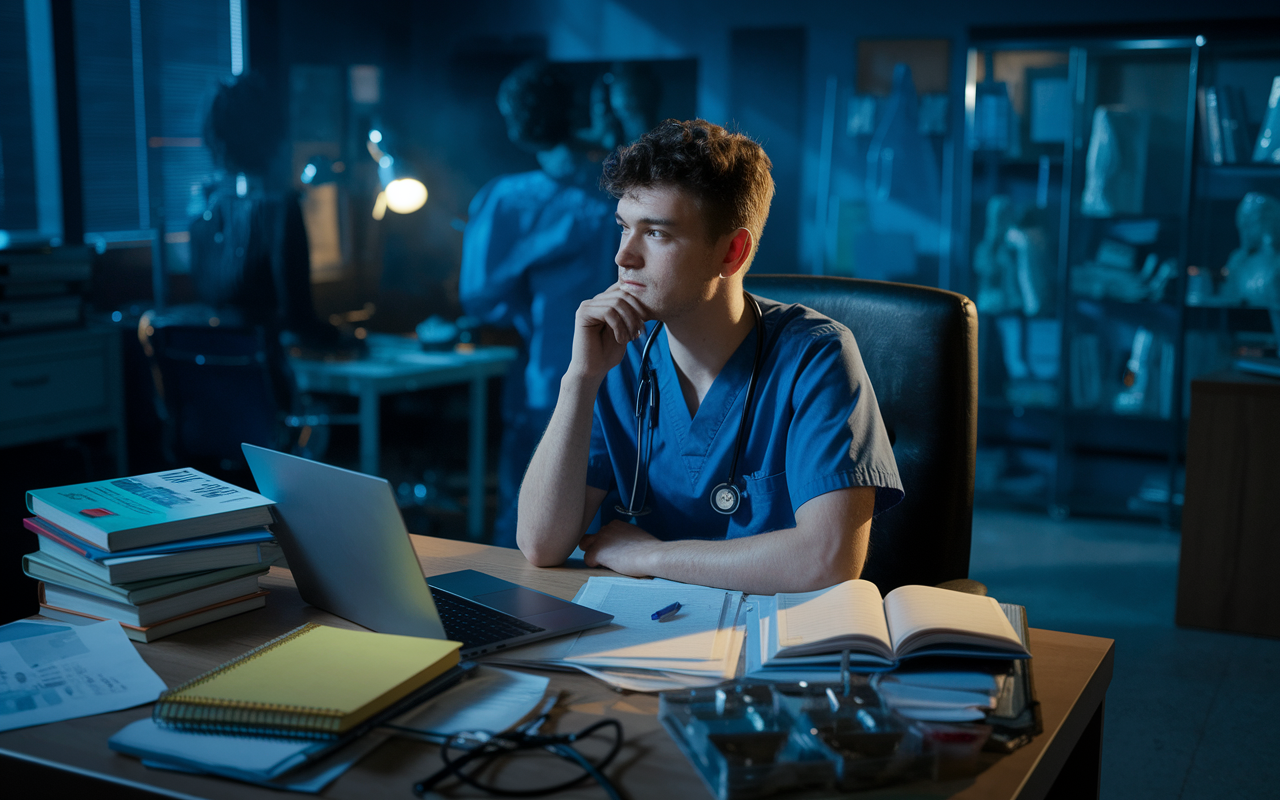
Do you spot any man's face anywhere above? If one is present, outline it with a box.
[614,184,723,323]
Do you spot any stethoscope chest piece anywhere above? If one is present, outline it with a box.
[710,483,741,515]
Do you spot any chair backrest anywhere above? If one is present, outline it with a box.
[142,307,292,468]
[744,275,978,592]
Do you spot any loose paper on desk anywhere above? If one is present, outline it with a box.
[389,667,549,740]
[567,580,735,664]
[112,717,390,793]
[0,619,167,732]
[489,577,745,691]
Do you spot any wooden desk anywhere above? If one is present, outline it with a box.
[0,537,1114,799]
[290,336,517,540]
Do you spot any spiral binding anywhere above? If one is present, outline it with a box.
[153,622,347,735]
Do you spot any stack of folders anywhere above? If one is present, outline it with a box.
[23,469,280,642]
[489,576,747,692]
[745,581,1032,723]
[110,623,467,787]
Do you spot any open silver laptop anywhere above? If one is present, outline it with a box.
[242,444,612,659]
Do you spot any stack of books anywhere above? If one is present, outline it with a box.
[23,468,279,642]
[1198,77,1280,166]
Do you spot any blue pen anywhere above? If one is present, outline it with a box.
[651,601,681,621]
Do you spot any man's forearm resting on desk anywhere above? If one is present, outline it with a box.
[577,485,875,595]
[517,450,870,593]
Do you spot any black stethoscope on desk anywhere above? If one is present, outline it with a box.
[616,294,765,519]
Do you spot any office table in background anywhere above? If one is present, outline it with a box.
[2,537,1114,799]
[289,335,517,540]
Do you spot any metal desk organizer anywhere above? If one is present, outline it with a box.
[658,679,991,799]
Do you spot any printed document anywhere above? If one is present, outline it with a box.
[0,619,167,732]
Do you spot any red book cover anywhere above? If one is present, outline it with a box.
[23,516,96,556]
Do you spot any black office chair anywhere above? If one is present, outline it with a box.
[139,306,337,473]
[744,275,980,594]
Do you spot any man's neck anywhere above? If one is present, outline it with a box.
[664,285,755,417]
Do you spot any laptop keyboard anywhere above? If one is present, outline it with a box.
[429,588,546,650]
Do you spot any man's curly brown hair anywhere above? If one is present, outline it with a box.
[600,119,775,250]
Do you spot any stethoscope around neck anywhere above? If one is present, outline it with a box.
[616,294,765,519]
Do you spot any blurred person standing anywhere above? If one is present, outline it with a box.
[190,74,338,352]
[461,60,659,547]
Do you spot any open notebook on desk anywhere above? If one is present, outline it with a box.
[752,580,1029,672]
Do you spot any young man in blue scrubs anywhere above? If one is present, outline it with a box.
[517,119,903,594]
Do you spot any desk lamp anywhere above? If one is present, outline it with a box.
[299,129,428,220]
[366,128,427,219]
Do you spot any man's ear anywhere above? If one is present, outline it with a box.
[719,228,754,278]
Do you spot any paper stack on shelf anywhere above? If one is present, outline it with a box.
[0,246,90,334]
[875,667,1008,722]
[23,468,279,641]
[488,576,746,692]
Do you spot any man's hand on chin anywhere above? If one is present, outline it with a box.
[579,520,661,576]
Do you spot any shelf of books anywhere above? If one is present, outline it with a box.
[23,469,280,642]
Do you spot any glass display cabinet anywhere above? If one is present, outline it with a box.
[963,28,1280,523]
[961,34,1199,523]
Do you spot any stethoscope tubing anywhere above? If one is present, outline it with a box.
[617,293,764,518]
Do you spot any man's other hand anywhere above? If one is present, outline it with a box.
[579,520,660,576]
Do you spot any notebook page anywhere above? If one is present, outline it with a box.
[882,585,1025,655]
[564,581,730,662]
[774,580,891,652]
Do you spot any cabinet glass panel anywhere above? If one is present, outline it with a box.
[1184,41,1280,409]
[965,37,1198,522]
[967,48,1070,509]
[1066,47,1192,426]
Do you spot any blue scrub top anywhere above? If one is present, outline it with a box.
[587,295,904,540]
[460,168,619,413]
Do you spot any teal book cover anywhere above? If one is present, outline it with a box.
[27,469,275,551]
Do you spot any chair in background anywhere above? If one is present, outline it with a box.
[139,306,338,473]
[744,275,980,594]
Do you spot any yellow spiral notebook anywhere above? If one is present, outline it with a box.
[153,623,461,737]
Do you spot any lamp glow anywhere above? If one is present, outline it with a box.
[385,178,428,214]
